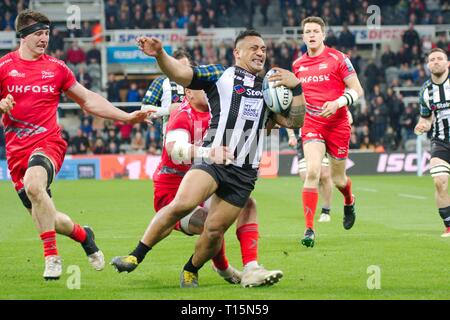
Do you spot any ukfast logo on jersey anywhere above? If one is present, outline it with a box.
[42,71,55,79]
[8,70,25,78]
[7,85,56,93]
[299,74,331,84]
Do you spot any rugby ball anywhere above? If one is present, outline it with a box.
[262,69,293,113]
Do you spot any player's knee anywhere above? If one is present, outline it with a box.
[169,198,198,218]
[24,179,47,202]
[204,225,225,243]
[240,197,258,222]
[306,168,321,182]
[320,169,331,182]
[331,172,346,188]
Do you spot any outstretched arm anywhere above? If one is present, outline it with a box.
[137,37,193,87]
[66,83,152,124]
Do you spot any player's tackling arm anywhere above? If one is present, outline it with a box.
[137,37,193,87]
[66,82,152,124]
[165,129,233,165]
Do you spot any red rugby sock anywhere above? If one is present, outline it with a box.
[40,230,58,257]
[236,223,259,266]
[303,188,318,229]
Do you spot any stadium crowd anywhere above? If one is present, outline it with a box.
[0,0,449,158]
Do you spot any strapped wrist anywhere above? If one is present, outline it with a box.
[292,83,303,96]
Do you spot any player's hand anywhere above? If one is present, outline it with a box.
[126,109,155,124]
[0,94,15,114]
[268,67,301,89]
[319,100,340,118]
[136,36,163,57]
[288,136,297,147]
[414,122,430,135]
[209,146,234,165]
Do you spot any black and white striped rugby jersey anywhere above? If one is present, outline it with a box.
[188,64,271,169]
[419,73,450,142]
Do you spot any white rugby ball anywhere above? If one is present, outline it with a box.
[262,69,293,113]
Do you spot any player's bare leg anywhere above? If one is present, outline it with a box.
[111,169,217,273]
[430,158,450,237]
[180,195,242,288]
[318,165,333,222]
[329,158,355,230]
[24,166,61,280]
[26,199,104,272]
[301,141,326,247]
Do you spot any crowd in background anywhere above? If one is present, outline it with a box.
[0,0,450,158]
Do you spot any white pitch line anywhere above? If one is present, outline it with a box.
[358,188,378,192]
[398,193,427,200]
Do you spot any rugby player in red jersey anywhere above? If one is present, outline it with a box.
[271,16,364,247]
[0,10,152,280]
[112,88,269,287]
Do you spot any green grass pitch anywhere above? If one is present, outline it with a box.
[0,176,449,300]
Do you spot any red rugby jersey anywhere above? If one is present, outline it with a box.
[292,46,356,125]
[0,51,76,155]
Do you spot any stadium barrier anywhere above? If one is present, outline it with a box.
[0,151,431,181]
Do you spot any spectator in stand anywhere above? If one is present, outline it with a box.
[93,138,107,154]
[48,28,64,53]
[107,15,120,29]
[186,14,198,36]
[76,65,93,90]
[115,121,133,144]
[106,128,121,150]
[87,43,101,64]
[92,21,103,43]
[107,141,120,154]
[80,21,92,38]
[131,131,146,153]
[59,124,70,145]
[349,131,360,149]
[86,58,101,92]
[360,136,375,151]
[127,82,141,111]
[325,29,338,49]
[370,96,389,144]
[146,125,160,149]
[383,126,398,151]
[381,45,397,70]
[80,117,94,138]
[338,23,355,52]
[402,23,421,52]
[259,0,270,26]
[399,105,418,144]
[364,60,382,95]
[66,41,86,66]
[70,129,90,154]
[107,73,121,102]
[2,11,15,30]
